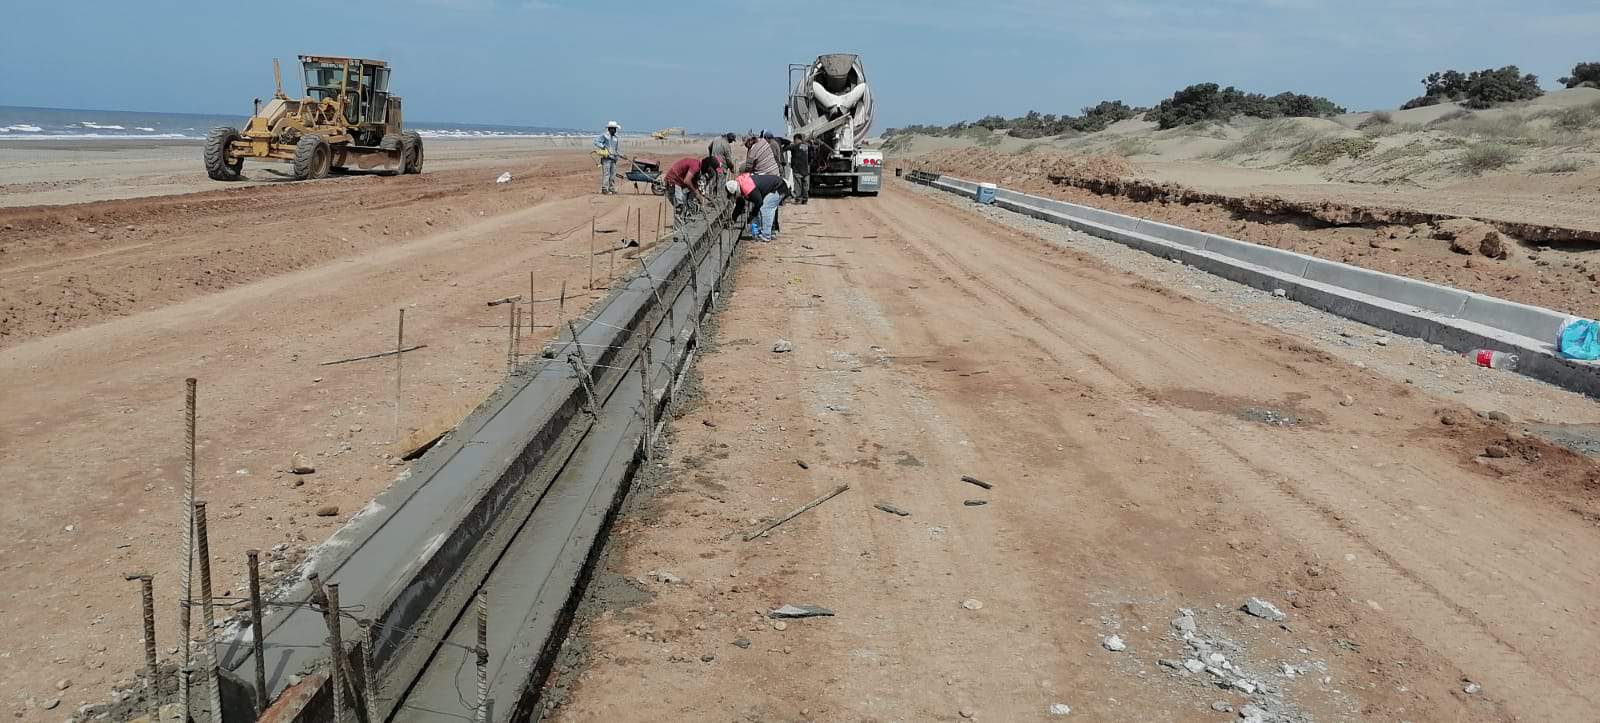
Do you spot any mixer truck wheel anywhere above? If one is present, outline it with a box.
[204,127,244,181]
[293,136,333,180]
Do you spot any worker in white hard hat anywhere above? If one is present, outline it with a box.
[593,121,622,194]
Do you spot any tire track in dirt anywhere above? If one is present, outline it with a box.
[864,184,1597,718]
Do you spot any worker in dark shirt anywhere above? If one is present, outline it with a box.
[725,172,788,241]
[789,133,813,204]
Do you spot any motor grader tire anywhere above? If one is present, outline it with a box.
[293,136,333,180]
[204,127,244,181]
[401,131,424,174]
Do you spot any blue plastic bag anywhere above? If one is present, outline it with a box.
[1558,318,1600,360]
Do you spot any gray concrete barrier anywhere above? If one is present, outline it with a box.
[913,174,1600,399]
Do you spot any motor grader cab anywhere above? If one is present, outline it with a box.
[205,55,424,181]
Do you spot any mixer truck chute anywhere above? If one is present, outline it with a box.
[786,53,881,197]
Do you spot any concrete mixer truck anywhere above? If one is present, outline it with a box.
[785,53,881,197]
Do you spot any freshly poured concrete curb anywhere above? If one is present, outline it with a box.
[909,172,1600,398]
[216,205,740,720]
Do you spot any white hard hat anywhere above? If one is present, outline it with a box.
[606,121,620,129]
[724,180,739,194]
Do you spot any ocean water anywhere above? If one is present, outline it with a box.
[0,105,583,140]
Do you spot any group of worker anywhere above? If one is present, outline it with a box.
[592,122,816,242]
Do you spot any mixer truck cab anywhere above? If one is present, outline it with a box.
[785,53,881,197]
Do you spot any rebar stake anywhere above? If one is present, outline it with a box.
[567,356,599,418]
[474,589,489,723]
[126,573,158,718]
[588,216,596,289]
[638,341,654,460]
[505,301,516,375]
[194,501,222,723]
[394,308,405,444]
[326,583,349,723]
[179,377,197,714]
[246,550,268,713]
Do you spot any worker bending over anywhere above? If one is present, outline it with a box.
[664,156,717,221]
[726,172,788,242]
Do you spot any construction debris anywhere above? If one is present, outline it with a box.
[1243,597,1288,622]
[960,475,994,490]
[768,604,835,619]
[318,344,427,366]
[874,502,911,516]
[742,484,850,541]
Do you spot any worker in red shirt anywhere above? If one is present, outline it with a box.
[663,156,716,220]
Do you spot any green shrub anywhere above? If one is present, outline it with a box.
[1291,137,1378,165]
[1560,62,1600,89]
[1404,66,1543,110]
[1150,84,1345,129]
[1457,143,1521,174]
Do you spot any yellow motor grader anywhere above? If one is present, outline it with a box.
[205,56,423,181]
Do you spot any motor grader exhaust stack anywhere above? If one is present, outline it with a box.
[205,55,424,182]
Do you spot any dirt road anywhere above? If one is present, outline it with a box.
[553,182,1600,721]
[0,149,684,718]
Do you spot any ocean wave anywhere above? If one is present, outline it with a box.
[136,127,156,132]
[77,122,127,130]
[0,132,193,141]
[0,124,45,133]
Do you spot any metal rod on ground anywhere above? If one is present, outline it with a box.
[127,573,158,718]
[195,501,222,723]
[474,589,489,723]
[743,484,851,541]
[588,217,595,289]
[179,377,197,717]
[246,550,268,713]
[326,583,349,723]
[395,308,405,444]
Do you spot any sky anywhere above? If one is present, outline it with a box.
[1,0,1597,132]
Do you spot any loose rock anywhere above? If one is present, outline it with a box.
[961,599,984,611]
[962,499,988,507]
[1101,634,1127,652]
[959,709,975,719]
[733,638,751,649]
[771,621,787,631]
[1464,681,1482,695]
[290,453,316,475]
[1486,411,1511,423]
[314,505,339,517]
[654,571,681,584]
[1048,703,1071,716]
[1243,597,1287,622]
[874,502,911,517]
[1184,659,1207,674]
[1339,394,1354,407]
[1272,288,1287,298]
[1211,701,1233,713]
[54,679,71,691]
[768,604,834,618]
[1484,445,1510,459]
[772,339,793,353]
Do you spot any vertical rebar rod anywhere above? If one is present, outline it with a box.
[513,304,522,367]
[394,308,405,443]
[127,573,158,718]
[636,206,642,246]
[558,280,567,331]
[638,341,654,460]
[246,550,268,713]
[588,217,595,289]
[473,589,489,723]
[327,583,349,723]
[179,377,197,715]
[657,200,663,238]
[195,501,222,723]
[528,271,536,332]
[506,302,516,375]
[362,619,378,719]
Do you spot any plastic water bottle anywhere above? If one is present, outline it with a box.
[1468,349,1518,370]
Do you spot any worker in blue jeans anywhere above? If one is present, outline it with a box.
[726,172,788,241]
[593,121,621,194]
